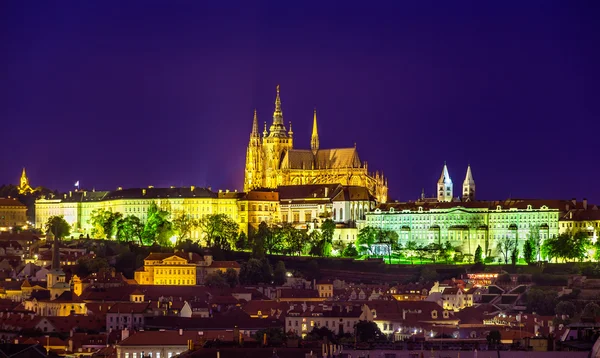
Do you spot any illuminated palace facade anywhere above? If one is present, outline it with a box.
[244,86,388,204]
[365,163,562,259]
[35,187,239,239]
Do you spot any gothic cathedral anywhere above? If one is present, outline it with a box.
[244,86,388,203]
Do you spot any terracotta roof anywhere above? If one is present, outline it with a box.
[107,302,151,314]
[278,289,319,299]
[209,261,240,269]
[242,190,279,201]
[0,198,26,207]
[278,184,340,201]
[118,329,255,346]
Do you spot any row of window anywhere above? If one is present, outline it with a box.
[124,352,178,358]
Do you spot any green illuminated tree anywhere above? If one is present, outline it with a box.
[116,215,144,245]
[342,243,359,258]
[254,222,275,254]
[474,245,483,264]
[357,226,378,256]
[88,209,123,239]
[45,215,71,239]
[198,213,239,250]
[320,219,336,254]
[523,238,536,264]
[142,202,173,246]
[172,212,198,244]
[405,240,418,264]
[497,236,516,264]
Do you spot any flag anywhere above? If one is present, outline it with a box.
[74,181,79,187]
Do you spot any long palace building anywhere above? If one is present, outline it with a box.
[244,86,388,203]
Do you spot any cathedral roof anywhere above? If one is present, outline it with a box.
[280,148,362,170]
[332,186,374,202]
[278,184,341,201]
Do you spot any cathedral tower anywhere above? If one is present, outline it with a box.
[244,110,264,191]
[311,109,319,154]
[437,162,453,202]
[262,85,293,188]
[462,164,476,201]
[18,167,34,194]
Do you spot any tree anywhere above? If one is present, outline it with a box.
[497,236,516,264]
[355,320,386,343]
[172,212,198,244]
[224,268,239,288]
[528,225,542,261]
[376,229,399,264]
[357,226,378,256]
[198,214,239,250]
[582,302,600,318]
[116,215,144,245]
[526,288,558,315]
[543,232,590,262]
[555,301,576,318]
[320,219,336,256]
[342,244,359,258]
[142,202,173,246]
[235,231,248,250]
[438,241,454,264]
[204,272,228,288]
[510,247,519,265]
[77,257,110,276]
[254,327,285,347]
[523,238,536,264]
[273,261,287,286]
[405,240,418,264]
[419,267,438,283]
[280,223,306,256]
[254,222,275,255]
[45,216,71,239]
[474,245,483,264]
[89,209,122,239]
[240,258,272,285]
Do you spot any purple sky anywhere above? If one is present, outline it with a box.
[1,1,599,203]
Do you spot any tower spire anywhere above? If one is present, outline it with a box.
[251,109,259,137]
[269,85,287,136]
[462,164,476,201]
[311,108,319,153]
[437,162,453,202]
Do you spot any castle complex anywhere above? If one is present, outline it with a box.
[244,86,388,203]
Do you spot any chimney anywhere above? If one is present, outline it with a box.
[121,328,129,340]
[324,187,329,197]
[571,198,576,206]
[69,191,72,197]
[583,198,588,210]
[179,328,183,336]
[189,252,193,261]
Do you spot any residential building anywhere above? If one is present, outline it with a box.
[559,198,600,243]
[285,303,372,336]
[0,198,27,230]
[237,190,279,234]
[134,253,197,286]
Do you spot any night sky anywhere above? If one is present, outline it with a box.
[2,1,599,203]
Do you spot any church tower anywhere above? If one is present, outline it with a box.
[244,109,264,191]
[311,109,319,154]
[462,164,476,201]
[18,167,34,194]
[262,85,293,188]
[437,162,453,202]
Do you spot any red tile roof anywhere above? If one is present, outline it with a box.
[119,330,256,346]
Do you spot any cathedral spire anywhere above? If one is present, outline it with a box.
[251,109,259,138]
[18,167,34,194]
[311,108,319,153]
[269,85,287,137]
